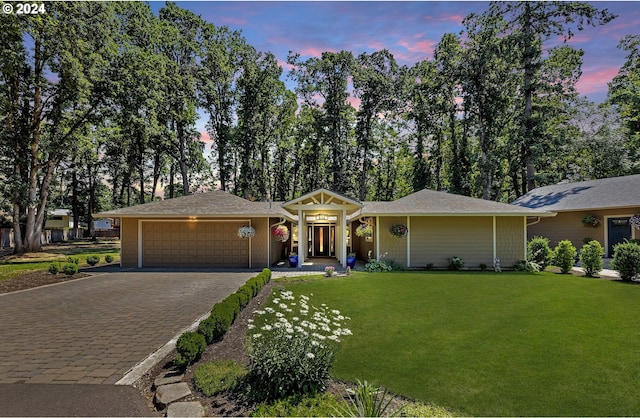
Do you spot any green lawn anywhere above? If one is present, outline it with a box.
[278,271,640,416]
[0,240,120,281]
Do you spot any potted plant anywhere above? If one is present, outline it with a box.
[289,252,298,268]
[238,225,255,238]
[324,266,335,277]
[355,224,373,238]
[390,224,408,237]
[271,224,290,242]
[581,214,600,228]
[347,252,356,269]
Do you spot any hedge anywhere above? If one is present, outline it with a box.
[174,269,271,368]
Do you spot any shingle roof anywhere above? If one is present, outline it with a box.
[352,189,552,218]
[97,187,554,220]
[511,174,640,211]
[96,190,290,218]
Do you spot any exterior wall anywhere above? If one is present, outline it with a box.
[351,221,375,260]
[250,217,269,268]
[527,207,639,253]
[496,217,525,267]
[120,217,139,268]
[410,216,493,268]
[378,216,408,266]
[268,219,287,265]
[119,217,272,268]
[45,216,72,229]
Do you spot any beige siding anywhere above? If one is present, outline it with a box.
[250,218,269,268]
[496,217,525,267]
[120,218,139,268]
[351,221,375,260]
[378,216,408,266]
[45,217,72,229]
[410,217,493,268]
[528,208,640,252]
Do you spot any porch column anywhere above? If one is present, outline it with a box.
[341,209,347,268]
[407,216,411,268]
[376,216,380,260]
[492,216,497,263]
[297,209,303,268]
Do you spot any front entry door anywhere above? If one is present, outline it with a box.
[608,217,632,256]
[314,226,330,256]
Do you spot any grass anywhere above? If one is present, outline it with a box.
[278,271,640,416]
[0,240,120,281]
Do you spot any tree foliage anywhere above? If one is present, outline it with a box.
[0,1,633,254]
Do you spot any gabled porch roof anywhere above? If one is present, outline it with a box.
[281,188,362,216]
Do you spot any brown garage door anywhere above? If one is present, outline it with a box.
[142,221,249,267]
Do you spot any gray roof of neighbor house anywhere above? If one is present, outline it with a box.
[353,189,553,218]
[511,174,640,212]
[95,190,291,218]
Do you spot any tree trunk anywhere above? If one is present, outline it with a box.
[177,121,190,196]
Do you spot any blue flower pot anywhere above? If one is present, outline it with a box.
[347,256,356,269]
[289,255,298,268]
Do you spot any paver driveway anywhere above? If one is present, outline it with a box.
[0,270,254,384]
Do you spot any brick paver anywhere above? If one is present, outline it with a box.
[0,270,254,384]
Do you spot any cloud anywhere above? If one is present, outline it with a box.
[199,130,212,145]
[577,67,620,95]
[347,96,361,110]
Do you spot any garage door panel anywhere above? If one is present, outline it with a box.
[142,221,249,267]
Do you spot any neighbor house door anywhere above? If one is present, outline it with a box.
[608,217,632,256]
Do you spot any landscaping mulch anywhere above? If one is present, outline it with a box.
[0,270,88,294]
[134,281,279,417]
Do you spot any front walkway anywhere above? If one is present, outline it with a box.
[270,257,364,277]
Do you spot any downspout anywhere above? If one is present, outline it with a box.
[527,216,541,227]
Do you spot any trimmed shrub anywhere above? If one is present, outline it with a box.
[234,290,250,308]
[193,360,247,396]
[48,262,61,275]
[579,240,604,277]
[62,262,79,276]
[104,255,114,263]
[611,241,640,281]
[86,255,100,266]
[198,315,231,344]
[174,331,207,369]
[448,256,464,271]
[211,301,236,325]
[553,240,577,274]
[66,256,80,265]
[527,236,552,270]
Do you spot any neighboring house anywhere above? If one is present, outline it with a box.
[96,188,552,269]
[511,175,640,257]
[45,209,74,229]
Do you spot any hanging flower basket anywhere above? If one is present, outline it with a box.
[237,225,255,239]
[271,225,290,242]
[581,214,600,228]
[630,214,640,230]
[390,224,408,237]
[355,224,373,238]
